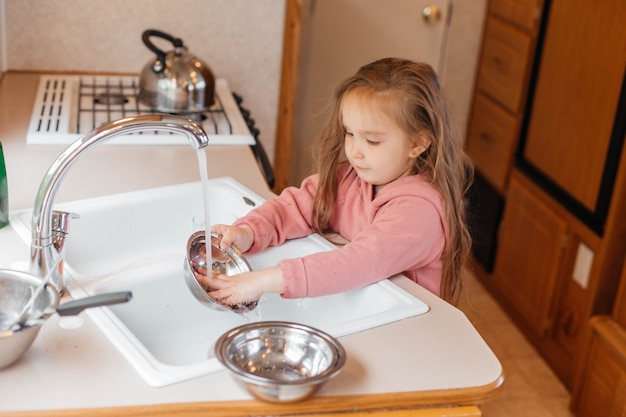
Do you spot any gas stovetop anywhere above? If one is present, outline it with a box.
[27,75,255,146]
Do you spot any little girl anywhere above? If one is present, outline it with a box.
[199,57,473,306]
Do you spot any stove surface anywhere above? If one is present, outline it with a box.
[27,75,254,146]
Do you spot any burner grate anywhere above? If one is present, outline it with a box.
[27,75,254,146]
[75,77,231,135]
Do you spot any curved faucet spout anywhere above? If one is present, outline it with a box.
[30,114,210,292]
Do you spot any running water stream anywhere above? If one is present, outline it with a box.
[195,149,261,321]
[196,149,212,269]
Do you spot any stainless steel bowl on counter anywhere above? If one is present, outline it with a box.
[0,269,58,369]
[215,321,347,403]
[184,231,258,313]
[0,269,132,369]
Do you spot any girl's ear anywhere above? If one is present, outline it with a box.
[409,134,431,158]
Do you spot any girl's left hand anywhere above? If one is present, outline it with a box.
[197,266,284,307]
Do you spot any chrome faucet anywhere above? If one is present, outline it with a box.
[30,115,210,293]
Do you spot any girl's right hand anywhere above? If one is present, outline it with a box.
[210,223,255,253]
[197,266,284,307]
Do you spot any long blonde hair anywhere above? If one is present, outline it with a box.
[312,58,473,304]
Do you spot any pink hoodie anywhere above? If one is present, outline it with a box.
[237,164,447,298]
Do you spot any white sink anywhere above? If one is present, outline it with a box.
[9,178,429,387]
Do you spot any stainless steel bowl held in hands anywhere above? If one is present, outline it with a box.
[215,321,347,403]
[184,231,258,313]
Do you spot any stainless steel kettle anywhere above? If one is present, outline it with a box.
[139,29,215,113]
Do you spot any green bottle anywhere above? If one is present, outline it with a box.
[0,141,8,228]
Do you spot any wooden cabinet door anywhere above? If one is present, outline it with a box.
[490,0,543,32]
[476,16,533,114]
[521,0,626,212]
[574,319,626,417]
[466,93,520,192]
[493,177,568,335]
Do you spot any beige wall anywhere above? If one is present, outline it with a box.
[1,0,285,163]
[0,0,486,177]
[0,0,5,79]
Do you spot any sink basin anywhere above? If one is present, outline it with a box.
[9,178,429,387]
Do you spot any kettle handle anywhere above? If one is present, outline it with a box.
[142,29,184,74]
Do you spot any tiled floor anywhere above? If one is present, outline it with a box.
[457,272,576,417]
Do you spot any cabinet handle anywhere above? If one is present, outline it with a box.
[558,305,580,338]
[479,131,494,144]
[492,56,509,72]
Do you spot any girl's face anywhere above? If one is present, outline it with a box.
[341,92,429,191]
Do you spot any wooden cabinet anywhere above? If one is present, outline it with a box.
[465,0,542,194]
[469,0,626,391]
[519,0,626,222]
[489,171,611,387]
[465,94,519,193]
[573,318,626,417]
[476,16,533,115]
[572,262,626,416]
[492,176,567,336]
[489,0,543,32]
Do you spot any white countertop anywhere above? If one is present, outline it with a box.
[0,73,502,415]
